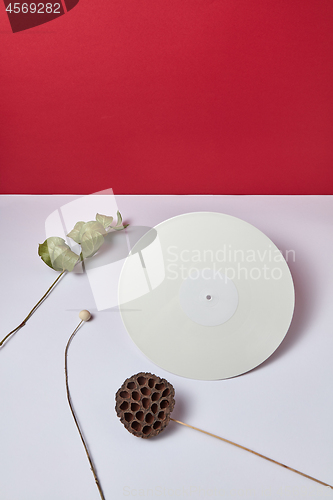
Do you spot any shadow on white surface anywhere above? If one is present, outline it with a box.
[252,245,320,372]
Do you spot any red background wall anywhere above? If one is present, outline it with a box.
[0,0,332,194]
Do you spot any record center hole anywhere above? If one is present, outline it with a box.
[206,295,212,301]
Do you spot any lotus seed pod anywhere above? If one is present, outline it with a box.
[79,310,91,322]
[115,372,175,438]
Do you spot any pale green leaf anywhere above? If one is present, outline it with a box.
[67,221,85,244]
[116,210,122,226]
[38,237,67,270]
[63,248,80,271]
[113,211,129,231]
[96,213,113,229]
[38,237,79,272]
[81,231,104,258]
[52,245,80,272]
[79,221,106,258]
[78,221,106,242]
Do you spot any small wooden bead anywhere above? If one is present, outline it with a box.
[79,310,91,322]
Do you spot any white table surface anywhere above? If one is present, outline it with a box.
[0,194,332,500]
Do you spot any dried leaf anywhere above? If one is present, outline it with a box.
[96,213,113,229]
[38,237,79,272]
[79,221,106,258]
[67,221,85,244]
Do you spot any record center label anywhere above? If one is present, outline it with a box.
[178,269,239,327]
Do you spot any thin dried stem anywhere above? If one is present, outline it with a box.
[0,271,66,347]
[171,418,333,490]
[65,321,106,500]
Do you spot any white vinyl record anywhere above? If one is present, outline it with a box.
[118,212,295,380]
